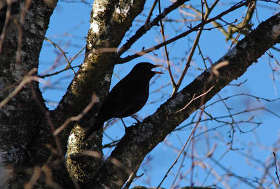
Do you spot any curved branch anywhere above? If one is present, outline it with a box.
[54,0,146,129]
[61,0,147,184]
[95,12,280,188]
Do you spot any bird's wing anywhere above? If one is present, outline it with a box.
[100,76,148,119]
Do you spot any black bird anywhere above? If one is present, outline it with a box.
[85,62,162,138]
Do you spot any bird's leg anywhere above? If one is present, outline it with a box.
[131,115,141,124]
[120,118,128,130]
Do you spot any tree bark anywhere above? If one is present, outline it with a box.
[86,13,280,188]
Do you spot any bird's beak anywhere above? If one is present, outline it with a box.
[152,64,163,74]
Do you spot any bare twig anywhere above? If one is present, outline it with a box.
[210,157,257,188]
[24,166,41,189]
[158,71,212,188]
[158,0,177,92]
[118,0,191,56]
[145,0,159,25]
[53,94,99,135]
[176,85,215,113]
[273,152,280,185]
[0,0,12,52]
[39,45,85,78]
[44,37,76,75]
[0,68,43,108]
[157,107,205,188]
[119,1,248,63]
[39,65,81,78]
[175,0,220,95]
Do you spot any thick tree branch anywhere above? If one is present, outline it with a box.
[95,12,280,188]
[55,0,146,121]
[0,0,56,166]
[0,1,64,188]
[54,0,146,137]
[61,0,147,184]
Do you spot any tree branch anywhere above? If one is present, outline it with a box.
[0,0,57,166]
[95,12,280,188]
[119,1,248,63]
[61,0,147,184]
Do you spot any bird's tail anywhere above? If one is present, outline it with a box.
[84,117,104,140]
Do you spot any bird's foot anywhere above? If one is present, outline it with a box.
[131,115,142,124]
[120,118,129,130]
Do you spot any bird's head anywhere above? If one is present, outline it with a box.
[131,62,163,79]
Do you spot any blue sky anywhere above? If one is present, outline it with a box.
[39,1,280,188]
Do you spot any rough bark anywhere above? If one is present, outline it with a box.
[88,13,280,188]
[0,1,56,171]
[61,0,147,184]
[0,0,60,187]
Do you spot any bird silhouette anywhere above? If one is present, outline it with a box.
[85,62,162,139]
